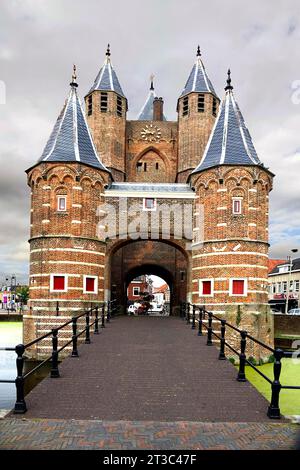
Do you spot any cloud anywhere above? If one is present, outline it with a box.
[0,0,299,282]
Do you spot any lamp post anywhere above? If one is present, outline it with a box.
[285,249,298,315]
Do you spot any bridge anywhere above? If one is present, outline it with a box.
[0,304,299,449]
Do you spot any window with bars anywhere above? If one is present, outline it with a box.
[182,96,189,116]
[198,93,205,112]
[116,95,122,117]
[87,95,92,116]
[100,92,108,112]
[212,96,217,116]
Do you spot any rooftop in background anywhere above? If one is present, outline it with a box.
[269,258,300,275]
[105,182,195,197]
[268,259,286,274]
[137,75,167,121]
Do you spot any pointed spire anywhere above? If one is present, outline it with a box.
[29,70,111,173]
[150,74,154,91]
[192,72,263,174]
[180,48,218,98]
[70,64,78,88]
[225,68,233,92]
[87,45,126,98]
[137,76,166,120]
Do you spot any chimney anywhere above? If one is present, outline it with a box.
[153,97,164,121]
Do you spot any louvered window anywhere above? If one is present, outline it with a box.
[116,96,122,117]
[182,96,189,116]
[198,94,205,112]
[87,95,92,116]
[100,92,108,112]
[212,96,217,116]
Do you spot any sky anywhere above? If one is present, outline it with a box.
[0,0,300,285]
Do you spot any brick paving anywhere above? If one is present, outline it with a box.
[14,316,272,421]
[0,418,299,449]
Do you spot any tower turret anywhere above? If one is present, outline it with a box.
[189,70,275,359]
[177,47,220,182]
[85,45,127,181]
[25,67,111,358]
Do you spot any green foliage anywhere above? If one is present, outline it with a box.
[268,354,275,363]
[16,286,29,304]
[247,356,257,366]
[236,305,242,327]
[228,357,236,365]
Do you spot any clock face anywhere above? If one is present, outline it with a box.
[140,124,161,142]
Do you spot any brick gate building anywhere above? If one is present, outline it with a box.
[25,46,274,358]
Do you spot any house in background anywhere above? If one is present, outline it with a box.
[153,283,170,305]
[127,275,150,303]
[268,258,300,311]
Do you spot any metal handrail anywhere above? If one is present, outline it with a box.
[183,301,300,419]
[0,300,111,414]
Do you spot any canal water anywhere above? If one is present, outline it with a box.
[0,322,51,410]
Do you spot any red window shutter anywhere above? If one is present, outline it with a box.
[53,276,65,291]
[232,280,244,295]
[86,277,95,292]
[202,281,211,295]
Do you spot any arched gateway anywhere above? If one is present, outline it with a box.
[24,49,274,360]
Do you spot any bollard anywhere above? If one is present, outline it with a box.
[107,302,111,323]
[237,330,247,382]
[14,344,27,414]
[207,311,213,346]
[219,320,226,360]
[267,348,283,419]
[50,329,60,378]
[198,308,203,336]
[85,311,91,344]
[101,304,105,328]
[186,303,190,325]
[191,304,196,329]
[94,306,99,334]
[71,317,79,357]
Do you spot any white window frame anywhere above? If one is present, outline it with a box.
[83,275,98,294]
[133,287,140,296]
[57,195,67,212]
[232,197,243,215]
[143,198,157,211]
[199,279,214,297]
[229,278,248,297]
[295,280,299,293]
[50,274,68,293]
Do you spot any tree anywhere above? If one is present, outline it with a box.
[16,286,29,305]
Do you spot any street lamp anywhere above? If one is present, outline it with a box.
[285,249,298,315]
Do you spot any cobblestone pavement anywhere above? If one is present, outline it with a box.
[0,418,299,450]
[14,317,273,422]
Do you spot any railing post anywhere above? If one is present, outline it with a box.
[198,308,203,336]
[94,306,99,334]
[237,330,247,382]
[85,311,91,344]
[180,302,184,319]
[267,348,283,419]
[207,311,213,346]
[107,301,111,323]
[191,304,196,329]
[186,302,190,325]
[71,317,79,357]
[50,329,60,378]
[14,344,27,414]
[56,301,59,317]
[101,304,105,328]
[219,319,226,360]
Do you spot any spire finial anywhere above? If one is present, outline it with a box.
[106,43,111,57]
[197,45,201,57]
[70,64,78,88]
[150,74,154,90]
[225,68,233,91]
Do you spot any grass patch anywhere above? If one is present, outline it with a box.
[244,358,300,416]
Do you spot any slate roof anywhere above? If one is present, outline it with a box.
[137,80,167,120]
[34,80,110,172]
[87,47,125,97]
[106,182,194,193]
[269,258,300,275]
[192,73,263,174]
[181,49,217,98]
